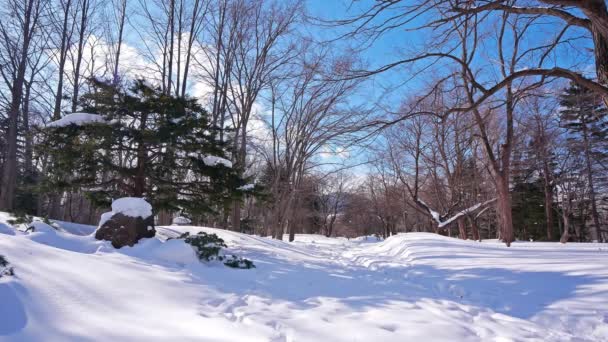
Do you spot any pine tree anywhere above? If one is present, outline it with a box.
[559,82,608,242]
[42,78,246,217]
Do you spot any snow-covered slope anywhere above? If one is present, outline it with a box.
[1,214,608,341]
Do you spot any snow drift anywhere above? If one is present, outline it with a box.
[1,213,608,341]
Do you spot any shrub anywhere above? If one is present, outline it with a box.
[223,255,256,269]
[7,213,33,226]
[0,255,14,277]
[179,232,254,269]
[180,232,227,261]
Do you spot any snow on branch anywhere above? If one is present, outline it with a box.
[417,198,497,228]
[237,184,255,191]
[46,112,107,127]
[203,156,233,168]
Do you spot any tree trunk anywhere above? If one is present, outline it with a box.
[112,0,127,84]
[53,0,73,120]
[457,217,467,240]
[0,0,36,210]
[581,0,608,84]
[542,163,554,241]
[560,205,570,244]
[496,176,514,246]
[468,216,480,241]
[231,204,241,231]
[23,81,34,180]
[72,0,89,112]
[582,119,603,242]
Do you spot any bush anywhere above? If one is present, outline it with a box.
[180,232,254,269]
[7,213,33,226]
[179,232,227,261]
[0,255,14,277]
[223,255,256,269]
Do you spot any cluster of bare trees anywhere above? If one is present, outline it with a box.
[314,0,608,244]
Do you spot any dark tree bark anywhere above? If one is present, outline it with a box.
[71,0,91,112]
[0,0,43,211]
[52,0,74,120]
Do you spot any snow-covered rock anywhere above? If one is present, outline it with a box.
[94,197,155,248]
[46,112,107,128]
[203,155,233,168]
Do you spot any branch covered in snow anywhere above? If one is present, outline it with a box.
[237,184,255,191]
[416,198,497,228]
[45,113,108,128]
[203,156,233,168]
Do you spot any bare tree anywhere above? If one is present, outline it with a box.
[318,171,348,237]
[262,51,365,240]
[51,0,76,120]
[0,0,48,210]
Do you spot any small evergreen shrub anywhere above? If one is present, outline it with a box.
[180,232,227,261]
[7,213,33,226]
[223,255,256,269]
[179,232,255,269]
[0,255,14,277]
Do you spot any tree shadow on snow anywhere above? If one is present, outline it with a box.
[183,242,606,320]
[0,281,28,335]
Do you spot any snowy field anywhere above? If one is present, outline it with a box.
[1,213,608,341]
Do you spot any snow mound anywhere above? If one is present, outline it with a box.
[150,239,198,264]
[1,212,608,341]
[52,220,96,236]
[203,155,233,168]
[29,221,57,234]
[172,216,191,225]
[46,112,106,127]
[0,223,16,235]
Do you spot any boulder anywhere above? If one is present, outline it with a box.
[94,197,156,248]
[95,213,155,248]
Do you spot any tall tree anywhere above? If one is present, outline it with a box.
[43,79,246,216]
[559,82,608,242]
[0,0,47,210]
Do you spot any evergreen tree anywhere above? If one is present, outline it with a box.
[559,82,608,241]
[559,82,608,242]
[42,78,246,217]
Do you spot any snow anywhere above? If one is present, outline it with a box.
[419,199,441,222]
[45,112,107,128]
[97,211,114,227]
[437,199,497,228]
[1,214,608,341]
[237,183,255,191]
[172,216,192,225]
[108,197,153,220]
[203,155,233,168]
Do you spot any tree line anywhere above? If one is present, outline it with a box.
[0,0,606,244]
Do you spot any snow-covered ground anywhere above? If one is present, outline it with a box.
[1,213,608,341]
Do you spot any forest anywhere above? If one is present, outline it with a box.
[1,0,606,245]
[1,1,608,341]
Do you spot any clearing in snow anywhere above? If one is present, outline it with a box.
[0,213,607,341]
